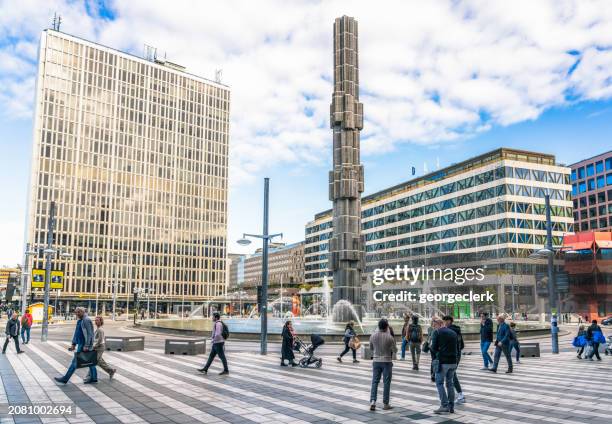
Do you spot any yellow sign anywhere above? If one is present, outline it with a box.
[31,269,64,289]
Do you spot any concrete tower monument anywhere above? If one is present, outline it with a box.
[328,16,365,321]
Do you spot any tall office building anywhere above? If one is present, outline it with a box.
[24,30,230,311]
[570,151,612,231]
[306,148,573,316]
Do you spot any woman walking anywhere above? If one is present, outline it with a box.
[407,316,423,370]
[509,322,521,363]
[337,321,360,363]
[87,316,116,380]
[281,320,298,367]
[576,325,587,359]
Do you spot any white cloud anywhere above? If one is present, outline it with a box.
[1,0,612,182]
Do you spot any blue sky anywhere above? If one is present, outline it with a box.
[1,0,612,266]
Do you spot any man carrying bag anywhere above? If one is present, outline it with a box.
[54,307,98,384]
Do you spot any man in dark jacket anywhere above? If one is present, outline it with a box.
[2,312,24,354]
[431,316,458,415]
[586,320,603,361]
[490,315,513,374]
[54,307,97,384]
[443,316,465,404]
[479,312,493,369]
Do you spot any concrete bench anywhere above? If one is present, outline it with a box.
[519,342,540,358]
[164,339,206,355]
[105,336,145,352]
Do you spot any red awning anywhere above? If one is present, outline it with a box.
[563,241,593,250]
[595,240,612,249]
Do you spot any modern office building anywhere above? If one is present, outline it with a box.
[227,253,245,290]
[24,29,230,310]
[305,148,573,317]
[0,267,20,302]
[570,151,612,232]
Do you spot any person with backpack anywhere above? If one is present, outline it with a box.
[407,316,423,370]
[20,309,33,344]
[586,319,604,361]
[337,321,359,363]
[575,325,587,359]
[198,312,229,375]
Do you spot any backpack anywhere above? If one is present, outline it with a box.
[21,315,30,328]
[220,321,230,340]
[409,325,420,343]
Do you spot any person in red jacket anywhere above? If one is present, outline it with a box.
[20,309,33,344]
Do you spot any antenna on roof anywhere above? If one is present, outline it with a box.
[144,44,157,62]
[51,13,62,31]
[215,69,223,84]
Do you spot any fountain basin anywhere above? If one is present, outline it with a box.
[139,317,551,342]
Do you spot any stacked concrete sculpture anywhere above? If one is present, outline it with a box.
[328,16,365,321]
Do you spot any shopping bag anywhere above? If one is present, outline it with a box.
[583,343,593,358]
[349,336,361,350]
[593,331,606,344]
[75,350,98,368]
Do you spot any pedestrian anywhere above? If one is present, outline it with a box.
[586,319,603,361]
[20,309,33,344]
[400,315,410,360]
[281,320,298,367]
[198,312,229,375]
[427,318,443,382]
[509,322,521,363]
[431,315,458,415]
[338,321,359,363]
[369,318,396,411]
[443,315,465,404]
[87,316,116,379]
[576,325,587,359]
[489,315,513,374]
[2,312,24,354]
[407,315,423,370]
[54,307,97,384]
[479,312,494,370]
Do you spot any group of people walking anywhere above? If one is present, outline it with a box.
[575,319,605,360]
[2,309,33,355]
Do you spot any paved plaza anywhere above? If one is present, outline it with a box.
[0,323,610,424]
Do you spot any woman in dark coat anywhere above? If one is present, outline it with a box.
[337,321,359,363]
[281,320,298,367]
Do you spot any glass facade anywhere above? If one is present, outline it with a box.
[25,30,230,306]
[305,148,573,315]
[571,150,612,232]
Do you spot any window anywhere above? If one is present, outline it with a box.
[588,179,595,190]
[606,157,612,171]
[597,175,605,188]
[579,182,586,193]
[596,161,604,173]
[571,169,577,181]
[572,184,577,196]
[607,173,612,185]
[587,164,594,176]
[578,167,585,179]
[579,197,587,207]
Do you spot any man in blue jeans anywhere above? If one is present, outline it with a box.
[54,307,97,384]
[431,316,458,415]
[489,315,513,374]
[479,312,494,370]
[369,318,397,411]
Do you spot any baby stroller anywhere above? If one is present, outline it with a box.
[605,335,612,356]
[294,334,325,368]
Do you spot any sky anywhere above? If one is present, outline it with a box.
[1,0,612,266]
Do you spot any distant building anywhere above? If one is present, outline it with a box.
[227,253,245,290]
[570,151,612,232]
[242,242,305,296]
[0,268,20,303]
[305,148,573,317]
[562,231,612,320]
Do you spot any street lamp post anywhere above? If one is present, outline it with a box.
[237,177,282,355]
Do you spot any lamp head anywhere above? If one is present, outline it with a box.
[237,237,251,246]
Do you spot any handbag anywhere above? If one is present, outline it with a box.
[349,336,361,350]
[422,340,430,353]
[75,350,98,368]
